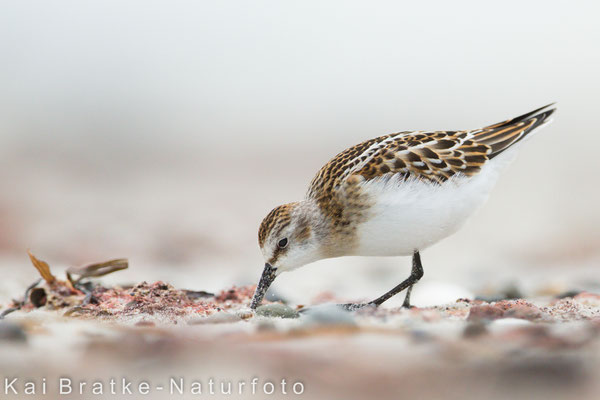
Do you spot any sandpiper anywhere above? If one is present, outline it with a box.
[250,104,556,310]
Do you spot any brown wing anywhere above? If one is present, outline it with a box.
[355,104,555,184]
[475,103,555,157]
[307,104,556,196]
[355,130,489,184]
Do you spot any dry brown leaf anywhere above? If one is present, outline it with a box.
[67,259,128,282]
[27,250,56,284]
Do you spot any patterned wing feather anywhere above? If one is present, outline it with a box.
[354,130,490,184]
[307,104,556,201]
[474,104,555,158]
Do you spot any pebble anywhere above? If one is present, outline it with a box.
[300,304,356,326]
[188,312,242,325]
[468,301,544,322]
[503,304,543,320]
[134,320,156,327]
[255,303,299,319]
[467,304,504,322]
[488,318,533,334]
[554,290,582,299]
[0,321,27,342]
[475,284,523,303]
[463,322,488,338]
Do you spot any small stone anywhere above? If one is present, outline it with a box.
[255,303,299,319]
[555,290,582,299]
[488,318,533,334]
[574,292,600,306]
[189,312,242,325]
[474,284,522,303]
[467,304,504,322]
[256,320,277,332]
[503,304,543,321]
[0,322,27,342]
[463,322,488,338]
[501,284,523,300]
[183,290,214,300]
[236,310,254,320]
[135,320,156,327]
[300,304,356,326]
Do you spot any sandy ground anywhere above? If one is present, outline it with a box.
[4,284,600,400]
[2,255,600,400]
[0,151,599,400]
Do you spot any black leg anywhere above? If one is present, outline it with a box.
[369,251,424,307]
[402,285,414,308]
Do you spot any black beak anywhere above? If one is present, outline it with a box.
[250,263,277,310]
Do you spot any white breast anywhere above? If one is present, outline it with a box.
[353,152,515,256]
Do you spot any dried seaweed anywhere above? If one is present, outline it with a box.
[183,290,214,299]
[67,258,128,283]
[27,251,55,284]
[3,252,132,316]
[0,278,41,319]
[4,251,259,323]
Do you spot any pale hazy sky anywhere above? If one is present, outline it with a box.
[1,0,598,153]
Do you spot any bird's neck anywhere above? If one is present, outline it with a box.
[298,198,355,260]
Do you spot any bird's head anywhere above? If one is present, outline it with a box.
[250,201,324,309]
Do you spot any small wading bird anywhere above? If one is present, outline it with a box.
[250,104,556,310]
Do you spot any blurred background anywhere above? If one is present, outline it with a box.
[2,2,600,400]
[0,0,599,305]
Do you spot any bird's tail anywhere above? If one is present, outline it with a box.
[474,103,556,159]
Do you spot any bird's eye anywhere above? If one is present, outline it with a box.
[278,238,288,248]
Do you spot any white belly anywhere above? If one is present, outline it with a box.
[353,154,514,256]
